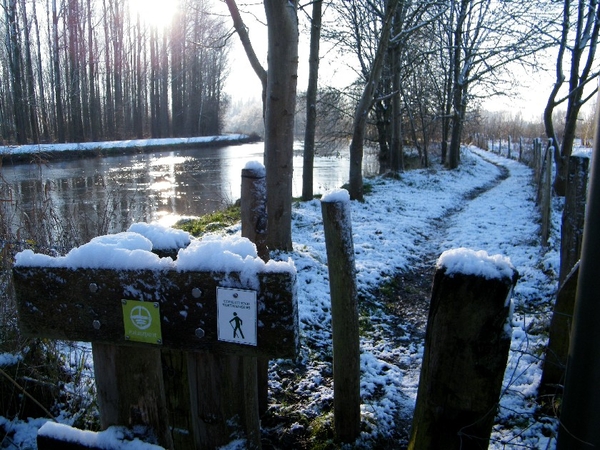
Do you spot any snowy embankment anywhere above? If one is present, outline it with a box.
[2,146,561,448]
[0,134,253,162]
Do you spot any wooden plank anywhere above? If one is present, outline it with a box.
[12,267,297,358]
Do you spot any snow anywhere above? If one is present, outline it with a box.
[243,160,266,176]
[0,135,249,156]
[437,247,516,280]
[127,222,191,250]
[5,144,566,449]
[14,232,174,270]
[321,188,350,203]
[38,422,164,449]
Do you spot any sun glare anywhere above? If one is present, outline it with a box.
[128,0,179,29]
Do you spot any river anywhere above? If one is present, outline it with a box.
[1,142,378,239]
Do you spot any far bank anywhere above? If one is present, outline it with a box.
[0,134,259,165]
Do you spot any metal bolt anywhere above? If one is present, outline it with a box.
[157,339,162,344]
[89,283,98,293]
[153,302,159,308]
[233,293,239,298]
[125,335,130,340]
[92,320,101,330]
[192,287,202,298]
[195,328,205,339]
[122,299,127,305]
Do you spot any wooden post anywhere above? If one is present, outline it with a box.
[539,262,579,402]
[519,137,523,162]
[540,145,553,245]
[92,344,174,449]
[242,165,268,262]
[187,351,260,449]
[321,191,361,443]
[408,248,517,450]
[241,164,270,416]
[507,135,512,159]
[557,104,600,449]
[559,155,589,283]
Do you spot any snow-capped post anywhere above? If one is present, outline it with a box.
[408,248,518,450]
[241,161,269,415]
[321,189,361,443]
[12,228,298,450]
[242,161,268,262]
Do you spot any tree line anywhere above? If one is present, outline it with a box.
[1,0,229,145]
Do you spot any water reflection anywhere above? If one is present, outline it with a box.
[1,142,378,238]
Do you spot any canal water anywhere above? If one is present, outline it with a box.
[1,142,378,238]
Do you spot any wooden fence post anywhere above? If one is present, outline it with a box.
[408,248,518,450]
[321,190,361,443]
[241,163,270,416]
[519,137,523,162]
[93,344,174,449]
[242,164,268,262]
[559,155,589,283]
[539,262,579,403]
[540,144,553,245]
[507,135,512,159]
[557,107,600,448]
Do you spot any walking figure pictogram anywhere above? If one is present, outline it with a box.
[229,312,245,339]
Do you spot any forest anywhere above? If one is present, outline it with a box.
[1,0,228,145]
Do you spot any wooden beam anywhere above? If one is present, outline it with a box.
[13,267,297,358]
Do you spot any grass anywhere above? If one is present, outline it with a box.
[175,203,241,236]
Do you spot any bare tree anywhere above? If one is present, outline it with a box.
[302,0,322,201]
[442,0,554,169]
[347,0,399,201]
[544,0,600,196]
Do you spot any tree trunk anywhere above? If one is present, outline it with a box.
[302,0,322,201]
[348,0,399,201]
[263,0,299,251]
[6,0,28,144]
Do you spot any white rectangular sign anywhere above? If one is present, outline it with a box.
[217,287,257,346]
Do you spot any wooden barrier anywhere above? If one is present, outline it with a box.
[13,253,297,449]
[408,248,518,450]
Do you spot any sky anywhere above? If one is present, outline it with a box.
[219,1,561,122]
[5,143,576,448]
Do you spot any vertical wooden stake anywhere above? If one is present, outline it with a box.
[187,351,261,449]
[92,344,174,449]
[540,145,553,245]
[559,155,589,283]
[321,191,361,443]
[557,103,600,449]
[241,165,268,262]
[409,249,517,450]
[241,165,269,416]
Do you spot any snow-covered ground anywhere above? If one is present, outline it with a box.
[3,146,566,448]
[0,135,250,157]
